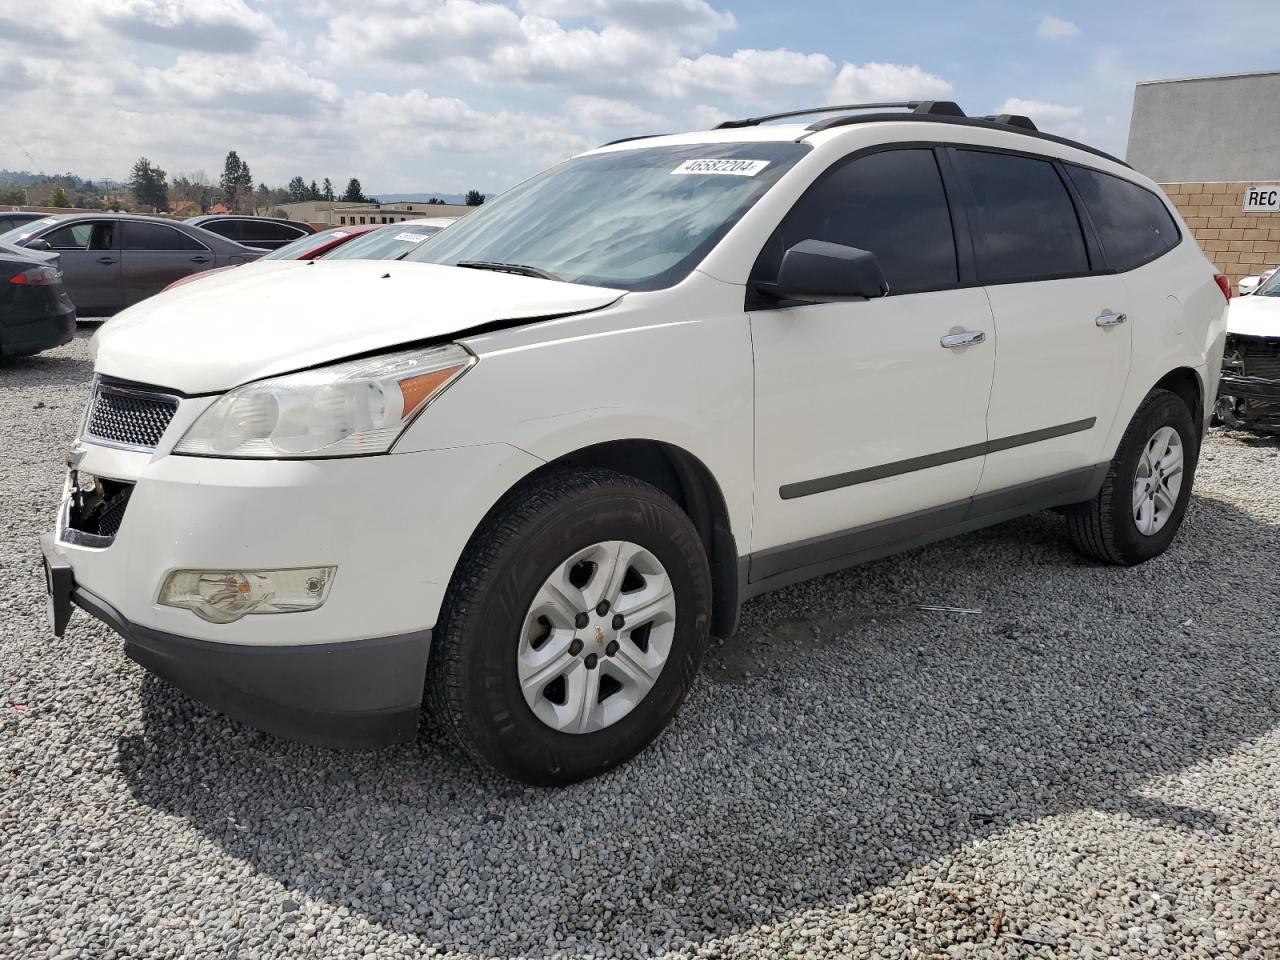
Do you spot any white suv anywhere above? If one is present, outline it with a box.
[43,101,1229,784]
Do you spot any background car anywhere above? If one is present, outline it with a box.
[0,241,75,359]
[0,213,263,316]
[1238,267,1278,296]
[185,215,315,251]
[321,217,456,261]
[160,225,381,292]
[1218,267,1280,432]
[0,211,47,234]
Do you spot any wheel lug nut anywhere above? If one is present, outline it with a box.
[606,640,619,657]
[574,612,589,629]
[596,600,610,616]
[612,614,624,629]
[584,653,598,669]
[569,638,584,656]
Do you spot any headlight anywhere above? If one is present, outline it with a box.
[174,344,474,458]
[159,567,335,623]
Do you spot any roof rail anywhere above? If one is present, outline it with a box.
[980,113,1038,131]
[598,133,672,148]
[714,100,965,129]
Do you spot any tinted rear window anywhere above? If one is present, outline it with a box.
[1064,165,1180,271]
[955,150,1089,283]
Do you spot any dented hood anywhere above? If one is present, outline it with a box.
[1227,294,1280,339]
[92,259,624,393]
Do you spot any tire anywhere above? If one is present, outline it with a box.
[1065,388,1199,565]
[427,467,712,785]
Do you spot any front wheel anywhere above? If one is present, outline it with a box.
[427,468,712,785]
[1065,388,1199,565]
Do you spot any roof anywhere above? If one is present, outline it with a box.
[1137,69,1280,86]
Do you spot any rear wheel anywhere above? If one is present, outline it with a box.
[427,468,712,785]
[1065,388,1199,565]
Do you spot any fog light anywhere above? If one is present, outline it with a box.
[158,567,335,624]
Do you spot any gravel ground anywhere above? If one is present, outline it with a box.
[3,331,1279,959]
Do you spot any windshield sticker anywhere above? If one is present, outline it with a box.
[671,158,770,177]
[393,232,431,242]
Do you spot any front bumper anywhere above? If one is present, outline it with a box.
[45,536,431,747]
[1217,373,1280,430]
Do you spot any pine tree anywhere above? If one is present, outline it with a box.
[341,178,366,203]
[129,157,169,211]
[321,178,334,201]
[287,176,307,202]
[465,189,485,206]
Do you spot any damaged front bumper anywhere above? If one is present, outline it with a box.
[1217,335,1280,432]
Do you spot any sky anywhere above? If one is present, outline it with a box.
[1,0,1278,195]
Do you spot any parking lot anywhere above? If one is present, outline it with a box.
[3,331,1279,958]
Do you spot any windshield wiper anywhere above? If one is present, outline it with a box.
[456,260,560,281]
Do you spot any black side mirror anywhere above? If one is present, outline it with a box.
[761,239,888,302]
[26,238,52,252]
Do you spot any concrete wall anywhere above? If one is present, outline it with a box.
[1127,72,1280,183]
[1163,181,1280,288]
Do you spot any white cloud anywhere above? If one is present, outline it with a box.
[666,48,836,103]
[1037,15,1079,38]
[321,0,522,62]
[565,95,665,129]
[143,55,341,116]
[995,97,1084,123]
[829,62,954,102]
[518,0,734,44]
[93,0,277,52]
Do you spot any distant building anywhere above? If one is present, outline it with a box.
[274,199,472,226]
[1127,70,1280,286]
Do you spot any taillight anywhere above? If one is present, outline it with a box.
[1214,273,1231,301]
[9,266,60,286]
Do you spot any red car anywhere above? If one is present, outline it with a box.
[162,225,378,292]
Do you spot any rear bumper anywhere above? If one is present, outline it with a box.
[1,304,75,357]
[46,538,431,749]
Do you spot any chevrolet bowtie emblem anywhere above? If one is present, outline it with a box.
[595,626,605,643]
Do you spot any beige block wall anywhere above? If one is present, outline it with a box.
[1161,181,1280,288]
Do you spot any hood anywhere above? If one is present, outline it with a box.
[93,260,624,393]
[1226,294,1280,339]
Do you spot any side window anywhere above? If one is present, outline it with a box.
[204,220,240,241]
[123,222,205,250]
[242,220,300,243]
[954,150,1089,283]
[754,149,958,295]
[43,222,95,250]
[1064,165,1180,271]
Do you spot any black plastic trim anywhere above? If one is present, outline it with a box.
[716,100,964,129]
[748,464,1107,591]
[800,113,1129,168]
[1219,373,1280,401]
[69,585,432,749]
[779,418,1097,500]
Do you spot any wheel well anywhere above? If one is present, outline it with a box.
[1154,368,1203,432]
[544,440,742,638]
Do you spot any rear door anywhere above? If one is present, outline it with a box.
[120,221,214,305]
[950,148,1133,494]
[38,220,122,316]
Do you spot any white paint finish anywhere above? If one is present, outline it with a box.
[978,274,1133,493]
[1227,292,1280,337]
[54,439,543,644]
[750,288,995,549]
[92,259,622,393]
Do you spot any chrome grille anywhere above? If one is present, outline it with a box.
[84,380,179,451]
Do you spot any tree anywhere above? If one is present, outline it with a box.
[287,175,307,202]
[465,189,485,206]
[129,157,169,212]
[221,151,253,211]
[341,177,367,203]
[0,186,25,204]
[426,197,444,205]
[308,180,320,201]
[321,178,334,201]
[48,186,70,207]
[172,170,214,213]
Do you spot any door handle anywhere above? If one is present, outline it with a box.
[1095,311,1127,327]
[940,330,986,349]
[191,256,210,263]
[96,256,116,265]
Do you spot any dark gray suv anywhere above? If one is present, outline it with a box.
[0,214,263,316]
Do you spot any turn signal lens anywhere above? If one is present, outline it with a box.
[158,567,336,624]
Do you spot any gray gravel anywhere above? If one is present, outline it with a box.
[3,331,1280,959]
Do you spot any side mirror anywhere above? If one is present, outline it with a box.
[26,238,52,252]
[761,239,888,302]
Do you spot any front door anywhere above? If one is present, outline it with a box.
[749,147,995,579]
[37,220,122,317]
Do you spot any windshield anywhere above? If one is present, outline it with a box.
[323,223,445,261]
[260,228,354,261]
[1255,268,1280,297]
[404,142,810,290]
